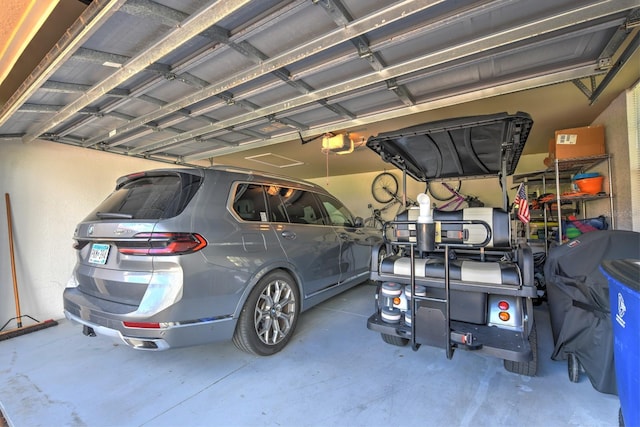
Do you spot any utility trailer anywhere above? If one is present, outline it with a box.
[366,112,538,375]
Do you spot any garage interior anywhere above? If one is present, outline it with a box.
[0,1,638,426]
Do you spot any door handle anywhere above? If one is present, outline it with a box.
[339,233,349,240]
[281,230,296,240]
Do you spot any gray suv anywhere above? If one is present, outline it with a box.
[63,166,381,355]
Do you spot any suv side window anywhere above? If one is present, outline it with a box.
[233,183,267,221]
[316,193,355,227]
[282,189,324,225]
[264,185,289,222]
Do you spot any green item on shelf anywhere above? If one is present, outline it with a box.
[566,227,582,239]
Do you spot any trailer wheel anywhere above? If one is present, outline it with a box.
[381,333,409,347]
[504,320,538,376]
[568,353,581,383]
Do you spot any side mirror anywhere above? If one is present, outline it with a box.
[354,216,364,227]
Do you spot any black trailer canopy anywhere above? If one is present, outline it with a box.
[366,112,533,182]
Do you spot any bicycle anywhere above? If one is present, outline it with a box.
[426,181,484,211]
[363,204,385,229]
[371,172,399,204]
[366,172,417,229]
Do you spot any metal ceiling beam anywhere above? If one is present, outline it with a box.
[135,0,635,156]
[315,0,416,106]
[184,65,601,161]
[223,38,358,124]
[292,0,514,81]
[69,0,307,147]
[79,0,445,148]
[73,47,172,74]
[119,0,193,28]
[219,2,512,109]
[56,1,312,149]
[40,81,92,93]
[0,0,127,127]
[107,0,360,145]
[590,29,640,104]
[21,0,253,144]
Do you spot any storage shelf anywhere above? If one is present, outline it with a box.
[553,193,609,203]
[513,154,613,254]
[513,154,609,183]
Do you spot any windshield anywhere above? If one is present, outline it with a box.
[85,172,202,221]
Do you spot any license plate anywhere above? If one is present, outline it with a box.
[88,243,110,265]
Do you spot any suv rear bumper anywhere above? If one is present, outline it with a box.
[63,288,236,350]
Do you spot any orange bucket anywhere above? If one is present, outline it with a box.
[575,176,604,194]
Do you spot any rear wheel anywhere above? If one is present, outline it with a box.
[568,353,581,383]
[504,320,538,376]
[233,270,300,356]
[427,180,461,201]
[372,172,398,203]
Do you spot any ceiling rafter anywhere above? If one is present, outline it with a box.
[1,0,637,173]
[21,0,253,144]
[129,0,635,157]
[287,0,515,82]
[183,64,600,162]
[96,0,328,146]
[50,0,324,150]
[73,0,529,153]
[76,0,441,148]
[88,0,362,149]
[315,0,416,106]
[0,0,128,127]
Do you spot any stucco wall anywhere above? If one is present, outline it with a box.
[0,140,183,325]
[591,89,634,231]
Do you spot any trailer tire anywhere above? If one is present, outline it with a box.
[381,333,409,347]
[504,320,538,376]
[568,353,581,383]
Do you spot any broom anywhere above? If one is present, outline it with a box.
[0,193,57,341]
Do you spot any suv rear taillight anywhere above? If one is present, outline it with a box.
[117,232,207,255]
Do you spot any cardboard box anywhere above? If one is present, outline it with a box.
[549,125,605,159]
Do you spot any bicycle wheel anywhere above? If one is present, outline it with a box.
[426,180,461,201]
[371,172,398,204]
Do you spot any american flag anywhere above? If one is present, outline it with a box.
[514,183,530,223]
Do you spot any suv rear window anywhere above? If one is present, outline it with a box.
[86,173,202,220]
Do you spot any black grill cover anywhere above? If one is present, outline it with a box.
[544,230,640,394]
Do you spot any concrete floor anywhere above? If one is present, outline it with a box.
[0,283,620,427]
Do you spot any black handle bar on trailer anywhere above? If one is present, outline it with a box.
[381,219,492,250]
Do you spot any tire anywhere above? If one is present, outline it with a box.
[381,333,409,346]
[233,270,300,356]
[427,180,461,201]
[372,172,398,204]
[504,320,538,376]
[568,353,581,383]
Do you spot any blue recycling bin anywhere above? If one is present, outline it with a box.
[602,259,640,427]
